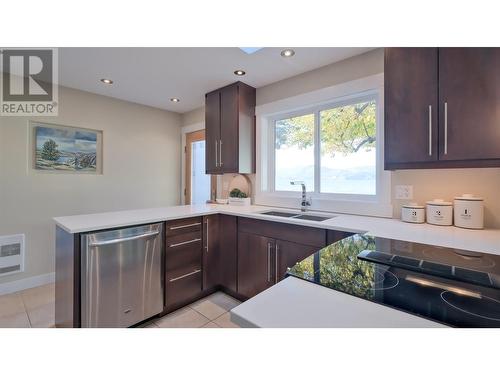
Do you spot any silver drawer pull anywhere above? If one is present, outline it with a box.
[169,222,201,230]
[169,238,201,248]
[169,269,201,282]
[89,230,159,247]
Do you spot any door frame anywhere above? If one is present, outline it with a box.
[181,123,217,204]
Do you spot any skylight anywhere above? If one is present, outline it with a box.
[239,47,263,54]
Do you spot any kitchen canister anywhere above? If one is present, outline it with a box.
[426,199,453,226]
[454,194,484,229]
[401,203,425,223]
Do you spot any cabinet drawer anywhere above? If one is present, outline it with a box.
[166,266,202,307]
[166,217,202,236]
[238,217,326,248]
[166,231,202,273]
[166,231,202,251]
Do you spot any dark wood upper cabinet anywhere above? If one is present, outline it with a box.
[438,48,500,161]
[384,48,438,168]
[205,90,221,174]
[385,47,500,169]
[205,81,256,174]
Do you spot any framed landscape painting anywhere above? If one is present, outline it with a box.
[32,122,103,173]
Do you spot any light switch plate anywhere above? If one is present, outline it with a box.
[395,185,413,200]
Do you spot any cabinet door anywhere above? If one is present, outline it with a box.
[202,215,220,291]
[384,48,438,168]
[439,48,500,161]
[205,90,221,174]
[218,215,237,293]
[237,232,275,298]
[220,84,239,173]
[276,240,318,282]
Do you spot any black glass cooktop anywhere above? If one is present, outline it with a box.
[287,234,500,328]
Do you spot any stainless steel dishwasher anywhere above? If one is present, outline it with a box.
[81,223,164,328]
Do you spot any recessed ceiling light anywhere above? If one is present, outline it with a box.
[170,98,180,103]
[234,69,246,76]
[100,78,113,84]
[280,49,295,57]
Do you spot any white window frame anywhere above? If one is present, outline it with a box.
[255,73,392,218]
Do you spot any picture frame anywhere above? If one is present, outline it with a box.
[30,121,103,174]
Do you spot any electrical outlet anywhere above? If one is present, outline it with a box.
[395,185,413,200]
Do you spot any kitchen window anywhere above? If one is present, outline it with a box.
[256,74,391,217]
[274,98,377,195]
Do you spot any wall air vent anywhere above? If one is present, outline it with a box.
[0,234,25,276]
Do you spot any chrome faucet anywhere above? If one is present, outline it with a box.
[290,181,311,212]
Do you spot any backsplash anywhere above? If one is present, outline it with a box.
[392,168,500,229]
[219,169,500,229]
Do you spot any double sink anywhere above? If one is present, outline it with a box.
[259,210,335,222]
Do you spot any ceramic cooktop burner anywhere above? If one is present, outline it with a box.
[440,291,500,321]
[367,268,399,291]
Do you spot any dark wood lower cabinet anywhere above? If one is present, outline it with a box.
[202,214,220,291]
[202,214,238,293]
[276,240,318,282]
[165,218,203,311]
[237,232,275,299]
[218,215,238,293]
[236,218,346,299]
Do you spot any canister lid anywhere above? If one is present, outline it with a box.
[454,193,483,201]
[402,202,425,209]
[426,199,452,206]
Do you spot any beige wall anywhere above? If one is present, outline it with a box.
[392,169,500,228]
[183,47,500,228]
[0,86,182,285]
[256,48,384,106]
[181,106,204,127]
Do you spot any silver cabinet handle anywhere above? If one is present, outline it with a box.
[267,243,271,282]
[169,238,201,248]
[205,218,209,253]
[219,140,223,167]
[215,140,218,167]
[89,230,159,247]
[444,102,448,155]
[169,269,201,282]
[275,244,279,283]
[428,105,432,156]
[169,222,201,230]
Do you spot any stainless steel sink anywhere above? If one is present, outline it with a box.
[293,214,335,222]
[260,211,300,218]
[259,211,335,222]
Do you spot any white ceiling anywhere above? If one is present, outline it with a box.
[58,47,373,113]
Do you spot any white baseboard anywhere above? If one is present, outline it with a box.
[0,272,55,296]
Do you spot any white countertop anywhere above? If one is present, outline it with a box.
[54,203,500,328]
[54,203,500,255]
[230,277,446,328]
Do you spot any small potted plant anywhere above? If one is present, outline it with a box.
[228,188,251,206]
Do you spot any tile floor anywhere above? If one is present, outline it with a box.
[0,283,243,328]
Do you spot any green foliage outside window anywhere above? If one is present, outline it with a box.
[275,101,376,156]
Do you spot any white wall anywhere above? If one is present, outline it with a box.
[0,86,182,287]
[182,47,500,228]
